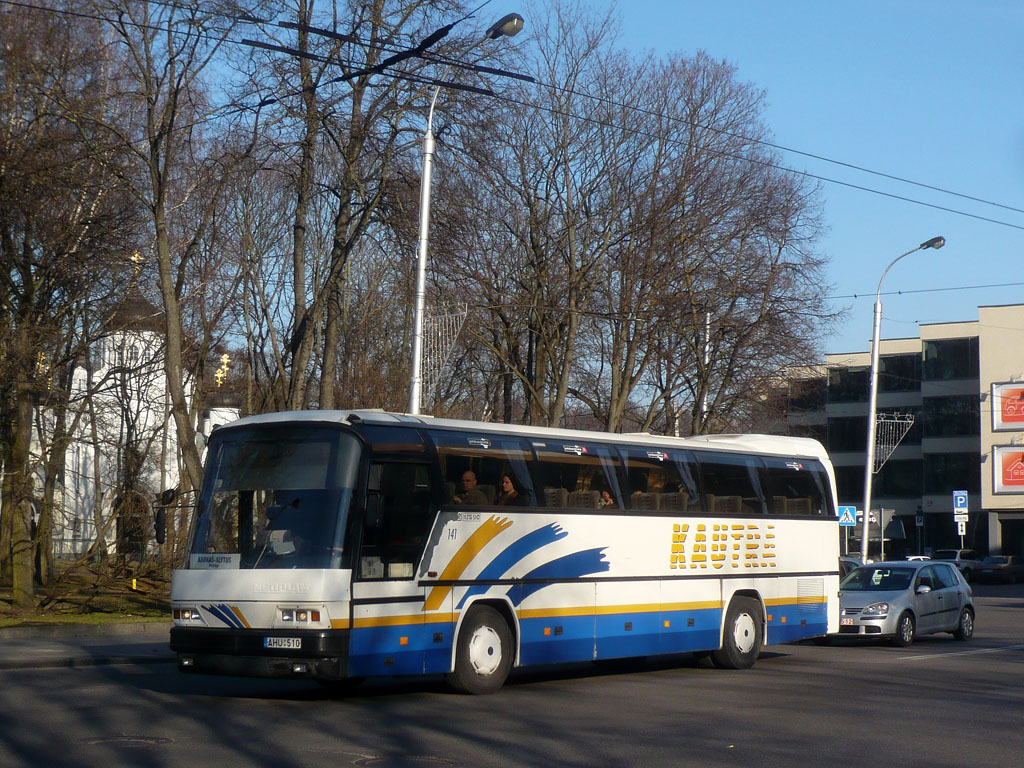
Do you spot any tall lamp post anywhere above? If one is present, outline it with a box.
[860,235,946,563]
[407,13,524,415]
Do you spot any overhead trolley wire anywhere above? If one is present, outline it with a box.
[3,0,1023,230]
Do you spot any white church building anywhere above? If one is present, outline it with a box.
[41,292,237,557]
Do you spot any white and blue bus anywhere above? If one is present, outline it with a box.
[170,410,839,693]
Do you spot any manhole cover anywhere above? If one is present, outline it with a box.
[82,736,174,748]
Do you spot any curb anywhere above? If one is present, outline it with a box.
[0,620,171,641]
[0,653,176,671]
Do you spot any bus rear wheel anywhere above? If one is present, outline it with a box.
[446,605,513,695]
[711,596,763,670]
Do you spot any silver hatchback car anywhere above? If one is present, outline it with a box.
[837,560,975,646]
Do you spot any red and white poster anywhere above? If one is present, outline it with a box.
[992,382,1024,431]
[993,446,1024,494]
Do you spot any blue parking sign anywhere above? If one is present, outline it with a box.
[953,491,968,511]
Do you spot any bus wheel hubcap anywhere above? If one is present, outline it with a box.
[468,625,502,676]
[733,613,756,654]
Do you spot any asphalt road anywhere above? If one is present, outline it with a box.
[1,585,1022,768]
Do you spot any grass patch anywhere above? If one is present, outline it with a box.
[0,567,170,628]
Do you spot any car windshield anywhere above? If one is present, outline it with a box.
[840,566,915,591]
[983,556,1009,565]
[187,425,360,569]
[932,550,959,560]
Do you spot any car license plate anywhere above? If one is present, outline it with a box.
[840,617,854,626]
[264,637,301,649]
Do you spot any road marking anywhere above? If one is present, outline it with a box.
[899,643,1024,661]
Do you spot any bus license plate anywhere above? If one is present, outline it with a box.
[264,637,301,649]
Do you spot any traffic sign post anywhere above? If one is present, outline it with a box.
[839,506,857,555]
[952,491,968,547]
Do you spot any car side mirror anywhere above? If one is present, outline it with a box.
[916,584,931,594]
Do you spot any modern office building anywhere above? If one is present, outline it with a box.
[781,303,1024,558]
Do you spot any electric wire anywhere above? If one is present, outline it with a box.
[3,0,1024,232]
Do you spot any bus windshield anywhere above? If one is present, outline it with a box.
[187,425,360,570]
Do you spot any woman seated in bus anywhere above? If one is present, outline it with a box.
[598,489,615,508]
[496,474,523,506]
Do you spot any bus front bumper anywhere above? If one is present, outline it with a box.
[170,626,352,680]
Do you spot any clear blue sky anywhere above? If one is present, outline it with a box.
[601,0,1024,355]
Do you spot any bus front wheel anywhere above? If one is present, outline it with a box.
[711,596,763,670]
[447,605,514,695]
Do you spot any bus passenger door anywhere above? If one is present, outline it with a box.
[349,462,436,677]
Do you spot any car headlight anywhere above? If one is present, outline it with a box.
[861,602,889,617]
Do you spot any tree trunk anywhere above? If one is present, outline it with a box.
[10,380,36,609]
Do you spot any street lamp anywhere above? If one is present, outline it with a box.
[860,235,945,563]
[407,13,525,415]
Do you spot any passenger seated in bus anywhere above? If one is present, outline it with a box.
[496,475,525,506]
[599,489,615,508]
[454,470,488,505]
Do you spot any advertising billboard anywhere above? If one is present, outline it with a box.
[991,382,1024,431]
[993,445,1024,494]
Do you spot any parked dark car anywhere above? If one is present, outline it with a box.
[839,556,861,579]
[973,555,1024,584]
[931,548,984,581]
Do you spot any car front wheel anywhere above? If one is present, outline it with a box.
[952,608,974,641]
[893,611,915,647]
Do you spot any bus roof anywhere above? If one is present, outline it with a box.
[214,409,830,463]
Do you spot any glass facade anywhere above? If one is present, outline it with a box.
[923,453,980,494]
[879,354,921,392]
[875,459,923,497]
[922,396,980,437]
[827,416,867,452]
[788,378,827,411]
[923,337,979,381]
[828,367,868,403]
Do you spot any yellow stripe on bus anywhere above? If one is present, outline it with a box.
[423,515,513,611]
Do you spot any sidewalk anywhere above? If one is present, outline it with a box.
[0,620,175,670]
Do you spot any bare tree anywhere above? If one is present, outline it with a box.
[0,4,138,606]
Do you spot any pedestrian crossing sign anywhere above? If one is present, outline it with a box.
[838,506,857,526]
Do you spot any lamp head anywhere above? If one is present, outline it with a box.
[485,13,524,39]
[921,236,945,250]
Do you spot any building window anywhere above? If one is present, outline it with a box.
[827,416,867,452]
[922,337,979,381]
[828,367,868,403]
[922,396,980,437]
[874,460,923,498]
[923,453,980,494]
[835,465,864,502]
[879,354,921,392]
[788,378,826,411]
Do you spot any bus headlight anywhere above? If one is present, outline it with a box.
[174,607,205,623]
[279,608,322,624]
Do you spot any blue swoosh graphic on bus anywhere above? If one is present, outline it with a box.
[456,523,568,609]
[204,603,244,629]
[509,548,610,603]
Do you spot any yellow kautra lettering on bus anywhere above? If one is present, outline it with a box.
[669,522,777,570]
[423,515,513,611]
